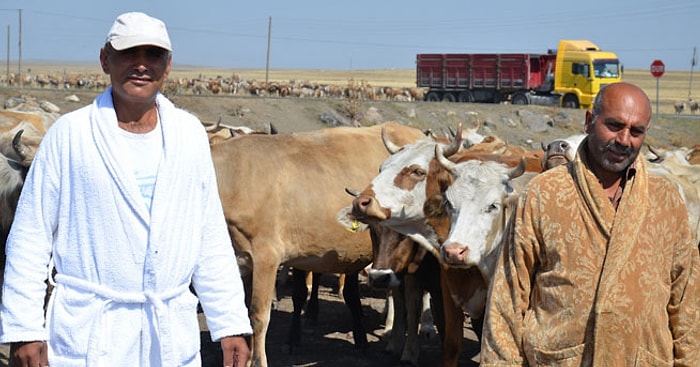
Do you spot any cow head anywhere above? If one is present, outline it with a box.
[433,143,527,279]
[1,130,37,243]
[366,224,428,289]
[541,133,585,171]
[350,125,463,252]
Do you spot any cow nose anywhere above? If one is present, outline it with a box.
[368,269,397,289]
[442,242,468,265]
[351,193,390,221]
[353,194,373,212]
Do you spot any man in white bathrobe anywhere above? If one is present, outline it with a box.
[0,12,252,367]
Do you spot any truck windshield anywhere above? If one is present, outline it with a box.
[593,60,620,78]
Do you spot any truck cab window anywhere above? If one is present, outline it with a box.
[572,63,589,77]
[593,60,619,78]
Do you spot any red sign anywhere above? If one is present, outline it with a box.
[650,59,665,78]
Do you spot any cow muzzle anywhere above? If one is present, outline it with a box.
[441,242,472,267]
[351,193,391,223]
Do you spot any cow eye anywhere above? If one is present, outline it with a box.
[411,168,426,178]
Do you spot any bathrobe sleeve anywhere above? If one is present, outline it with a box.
[189,127,252,341]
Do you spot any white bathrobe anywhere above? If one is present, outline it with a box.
[0,88,252,366]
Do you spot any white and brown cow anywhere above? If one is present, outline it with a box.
[431,145,531,273]
[344,127,540,366]
[210,121,426,367]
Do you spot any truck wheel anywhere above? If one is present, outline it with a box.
[457,91,474,103]
[426,92,440,102]
[511,92,530,105]
[562,95,579,109]
[442,93,456,102]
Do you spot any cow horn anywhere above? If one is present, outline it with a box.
[447,125,456,137]
[435,144,458,173]
[508,157,527,179]
[646,144,664,162]
[541,141,547,151]
[344,188,361,197]
[442,123,463,157]
[269,122,278,135]
[12,129,31,162]
[381,127,402,154]
[473,118,482,131]
[204,117,221,132]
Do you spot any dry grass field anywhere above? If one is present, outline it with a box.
[14,61,700,114]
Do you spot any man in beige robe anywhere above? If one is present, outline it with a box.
[481,82,700,366]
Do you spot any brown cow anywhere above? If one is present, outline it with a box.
[364,222,443,366]
[210,121,426,367]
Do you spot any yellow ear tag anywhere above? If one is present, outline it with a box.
[346,219,360,233]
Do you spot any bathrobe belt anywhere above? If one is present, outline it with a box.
[52,273,191,366]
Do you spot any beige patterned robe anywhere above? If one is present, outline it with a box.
[481,141,700,366]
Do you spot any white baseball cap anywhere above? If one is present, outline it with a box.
[105,12,172,51]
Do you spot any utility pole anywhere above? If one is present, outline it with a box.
[689,46,697,100]
[6,25,9,82]
[18,8,22,89]
[265,16,271,86]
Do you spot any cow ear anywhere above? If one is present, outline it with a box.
[335,206,368,233]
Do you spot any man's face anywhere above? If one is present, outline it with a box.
[99,44,171,104]
[584,93,651,175]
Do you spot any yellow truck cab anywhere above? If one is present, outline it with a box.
[554,40,622,109]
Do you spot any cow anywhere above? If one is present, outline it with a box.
[646,144,700,242]
[350,126,542,256]
[689,99,699,114]
[432,145,530,273]
[0,109,52,241]
[0,129,43,299]
[541,133,585,171]
[363,221,442,366]
[209,121,426,367]
[674,101,686,114]
[204,119,278,144]
[687,145,700,165]
[343,125,541,366]
[0,108,55,306]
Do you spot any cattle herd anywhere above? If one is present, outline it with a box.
[1,95,700,367]
[0,71,425,102]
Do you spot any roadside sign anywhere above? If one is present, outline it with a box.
[650,59,665,78]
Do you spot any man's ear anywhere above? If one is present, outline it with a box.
[583,110,594,133]
[99,48,110,74]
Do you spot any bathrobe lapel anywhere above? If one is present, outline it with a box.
[572,142,650,363]
[90,88,150,226]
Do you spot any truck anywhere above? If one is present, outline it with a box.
[416,40,622,109]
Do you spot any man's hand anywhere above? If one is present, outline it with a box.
[10,341,48,367]
[221,335,250,367]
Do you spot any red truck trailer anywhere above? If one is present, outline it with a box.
[417,53,558,105]
[416,40,622,109]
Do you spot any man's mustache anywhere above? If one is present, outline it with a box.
[605,141,633,155]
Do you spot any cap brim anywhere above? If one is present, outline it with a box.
[110,36,171,51]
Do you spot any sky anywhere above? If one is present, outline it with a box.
[0,0,697,73]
